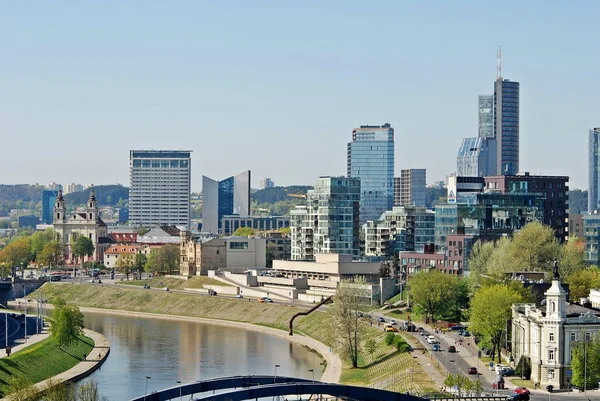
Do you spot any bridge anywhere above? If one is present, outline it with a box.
[129,375,426,401]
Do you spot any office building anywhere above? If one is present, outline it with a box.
[494,78,520,175]
[129,150,191,228]
[290,176,360,260]
[589,128,600,213]
[456,137,497,177]
[394,169,426,207]
[478,95,494,138]
[584,213,600,266]
[347,124,394,224]
[18,215,39,229]
[221,215,290,236]
[260,178,275,190]
[202,170,251,234]
[65,183,84,194]
[484,173,569,242]
[41,190,59,224]
[400,234,475,276]
[47,182,62,191]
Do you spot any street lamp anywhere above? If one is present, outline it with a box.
[0,304,8,350]
[273,364,281,401]
[143,376,151,401]
[308,369,314,383]
[176,380,182,401]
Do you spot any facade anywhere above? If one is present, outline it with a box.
[484,173,569,242]
[456,137,497,177]
[364,206,434,257]
[512,277,600,390]
[65,183,84,194]
[347,124,394,224]
[221,215,290,236]
[290,176,360,260]
[589,128,600,213]
[202,170,251,234]
[583,213,600,266]
[394,169,426,207]
[47,182,62,191]
[265,231,291,262]
[53,190,111,263]
[42,190,59,224]
[494,78,520,175]
[478,94,494,138]
[180,232,266,276]
[137,226,181,244]
[446,175,485,204]
[400,234,474,276]
[18,215,39,229]
[260,178,275,189]
[129,150,191,228]
[569,214,583,239]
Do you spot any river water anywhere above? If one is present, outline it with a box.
[81,311,323,400]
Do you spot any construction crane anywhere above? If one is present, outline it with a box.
[287,193,306,199]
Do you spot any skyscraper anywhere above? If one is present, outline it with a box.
[589,128,600,213]
[456,137,497,177]
[347,123,394,224]
[41,190,59,224]
[202,170,251,234]
[260,178,274,189]
[129,150,191,228]
[478,95,494,138]
[494,78,520,175]
[394,169,426,206]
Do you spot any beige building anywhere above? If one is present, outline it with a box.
[180,232,266,276]
[569,214,583,239]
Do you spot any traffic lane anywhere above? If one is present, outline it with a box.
[0,312,21,345]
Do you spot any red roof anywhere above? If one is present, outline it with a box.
[109,233,138,243]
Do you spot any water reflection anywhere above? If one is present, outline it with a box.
[81,311,322,400]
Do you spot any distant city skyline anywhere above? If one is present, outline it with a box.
[2,2,597,190]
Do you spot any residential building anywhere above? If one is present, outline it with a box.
[394,169,426,207]
[260,178,275,189]
[569,214,583,239]
[53,190,111,263]
[347,124,394,224]
[47,182,62,191]
[221,215,290,236]
[494,78,520,175]
[478,94,494,138]
[400,234,474,276]
[180,232,266,276]
[512,274,600,390]
[41,190,59,224]
[264,231,291,263]
[364,206,434,257]
[456,137,497,177]
[65,183,84,194]
[589,128,600,213]
[202,170,251,234]
[18,215,39,229]
[290,176,360,260]
[484,173,569,242]
[128,150,191,228]
[583,213,600,266]
[103,244,142,270]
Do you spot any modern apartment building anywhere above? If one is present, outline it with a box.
[394,169,426,207]
[202,170,251,234]
[347,124,394,224]
[221,215,290,236]
[589,128,600,213]
[128,150,191,228]
[290,176,360,260]
[456,137,497,177]
[478,95,494,138]
[41,189,59,224]
[260,178,275,190]
[494,78,520,175]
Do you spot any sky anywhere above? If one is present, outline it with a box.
[1,1,598,191]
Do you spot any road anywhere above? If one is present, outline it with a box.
[0,311,40,351]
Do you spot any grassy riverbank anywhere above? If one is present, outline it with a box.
[33,283,436,395]
[0,335,93,397]
[117,276,232,289]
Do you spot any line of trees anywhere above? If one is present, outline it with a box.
[115,244,179,279]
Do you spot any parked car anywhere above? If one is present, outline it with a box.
[420,331,428,337]
[501,367,515,376]
[468,367,478,375]
[448,345,457,353]
[462,331,471,337]
[432,344,441,352]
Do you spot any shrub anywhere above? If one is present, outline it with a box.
[385,332,395,346]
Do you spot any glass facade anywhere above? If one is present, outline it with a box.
[456,137,497,177]
[589,128,600,213]
[478,95,494,138]
[584,214,600,265]
[202,170,251,234]
[218,177,234,228]
[494,79,520,175]
[42,190,59,224]
[347,124,394,225]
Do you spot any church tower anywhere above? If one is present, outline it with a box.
[86,189,98,222]
[53,190,66,223]
[545,260,567,320]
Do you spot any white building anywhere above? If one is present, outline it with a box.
[65,183,84,194]
[512,270,600,389]
[202,170,251,234]
[260,178,275,189]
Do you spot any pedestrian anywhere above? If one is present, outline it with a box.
[83,354,87,361]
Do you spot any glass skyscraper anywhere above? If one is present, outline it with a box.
[347,124,394,224]
[478,95,494,138]
[494,79,520,175]
[456,137,497,177]
[589,128,600,213]
[202,170,251,234]
[41,190,59,224]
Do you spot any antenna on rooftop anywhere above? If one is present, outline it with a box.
[496,46,502,80]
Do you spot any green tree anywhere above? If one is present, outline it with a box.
[145,249,159,273]
[76,379,106,401]
[115,254,134,280]
[38,241,65,269]
[72,236,94,265]
[514,355,531,380]
[509,222,560,272]
[485,237,515,278]
[328,277,369,368]
[0,237,31,277]
[571,334,600,389]
[6,374,38,401]
[567,267,600,300]
[133,253,147,279]
[136,227,149,236]
[470,284,522,363]
[408,271,460,323]
[468,240,495,277]
[365,338,377,358]
[42,378,76,401]
[378,261,391,279]
[158,244,180,275]
[48,297,84,348]
[557,237,586,280]
[232,227,255,237]
[30,228,56,261]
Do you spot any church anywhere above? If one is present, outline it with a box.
[53,189,112,263]
[512,262,600,389]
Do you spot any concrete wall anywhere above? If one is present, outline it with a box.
[203,285,239,295]
[257,276,308,289]
[225,238,266,269]
[380,278,397,303]
[223,272,258,287]
[261,285,298,299]
[237,287,289,301]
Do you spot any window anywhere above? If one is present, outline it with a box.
[229,241,249,250]
[548,350,555,361]
[586,332,592,341]
[549,332,554,342]
[548,369,555,379]
[571,332,577,342]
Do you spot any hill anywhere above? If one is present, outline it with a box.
[0,184,45,204]
[65,185,129,207]
[251,186,313,204]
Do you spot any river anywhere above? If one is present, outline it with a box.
[81,311,324,400]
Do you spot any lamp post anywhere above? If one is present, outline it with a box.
[176,380,182,401]
[308,369,314,383]
[144,376,151,401]
[0,304,8,349]
[273,364,280,401]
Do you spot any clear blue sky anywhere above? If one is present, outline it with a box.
[1,1,597,191]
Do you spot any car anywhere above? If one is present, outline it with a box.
[385,325,399,332]
[432,344,441,352]
[448,345,457,353]
[468,367,478,375]
[462,331,471,337]
[235,294,243,298]
[265,298,273,303]
[377,317,385,323]
[507,393,530,401]
[501,367,515,376]
[420,331,428,336]
[426,336,437,344]
[513,387,530,395]
[390,319,397,325]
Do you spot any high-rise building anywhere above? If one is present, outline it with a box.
[478,95,494,138]
[589,128,600,213]
[260,178,275,190]
[494,78,520,175]
[394,169,426,206]
[202,170,251,234]
[41,189,59,224]
[47,182,62,191]
[128,150,191,228]
[584,213,600,266]
[347,123,394,224]
[290,176,360,260]
[456,137,497,177]
[65,183,84,194]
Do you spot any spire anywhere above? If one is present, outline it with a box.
[57,189,64,201]
[88,188,96,202]
[496,46,502,81]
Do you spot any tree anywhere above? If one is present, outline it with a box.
[485,237,515,278]
[469,284,522,363]
[48,297,84,348]
[38,241,65,269]
[136,227,149,236]
[133,253,147,279]
[0,236,31,277]
[232,227,255,237]
[378,261,391,279]
[72,236,94,265]
[571,334,600,389]
[159,244,180,275]
[30,228,56,261]
[6,374,38,401]
[567,267,600,300]
[514,355,531,380]
[468,240,495,277]
[77,379,105,401]
[116,254,134,280]
[558,237,586,281]
[328,277,370,368]
[509,222,560,272]
[408,271,460,323]
[266,242,281,268]
[365,338,377,359]
[42,378,75,401]
[145,249,160,273]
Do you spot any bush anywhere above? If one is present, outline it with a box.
[514,355,531,379]
[397,341,411,352]
[385,332,395,346]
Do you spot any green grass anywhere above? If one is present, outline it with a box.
[384,293,404,304]
[509,378,534,388]
[0,335,94,397]
[118,276,231,289]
